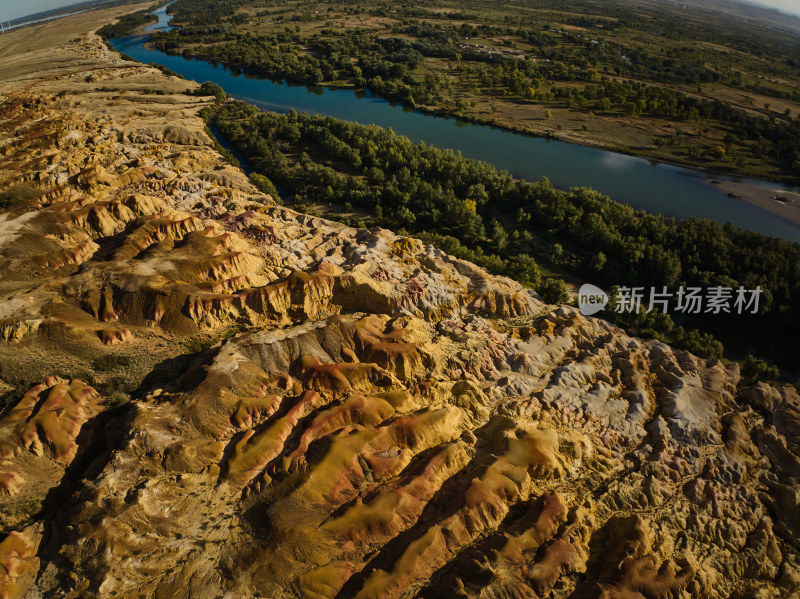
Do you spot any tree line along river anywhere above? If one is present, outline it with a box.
[112,4,800,242]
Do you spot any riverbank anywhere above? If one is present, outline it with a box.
[146,47,800,186]
[712,179,800,227]
[134,4,800,188]
[111,31,800,241]
[149,0,800,186]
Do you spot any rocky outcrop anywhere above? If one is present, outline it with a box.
[0,10,798,599]
[9,309,792,599]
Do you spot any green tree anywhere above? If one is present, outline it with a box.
[740,355,779,386]
[249,173,280,201]
[538,278,569,304]
[507,254,541,285]
[310,69,324,85]
[196,81,227,104]
[490,219,508,250]
[396,206,416,226]
[673,327,723,360]
[592,251,607,273]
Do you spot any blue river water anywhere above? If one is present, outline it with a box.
[113,5,800,242]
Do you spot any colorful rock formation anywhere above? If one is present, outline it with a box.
[0,10,798,599]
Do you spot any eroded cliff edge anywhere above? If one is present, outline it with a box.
[0,10,798,599]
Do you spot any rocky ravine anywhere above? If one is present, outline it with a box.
[0,11,799,599]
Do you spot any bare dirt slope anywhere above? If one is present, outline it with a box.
[0,8,799,599]
[0,4,152,91]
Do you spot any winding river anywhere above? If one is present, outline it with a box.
[113,4,800,242]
